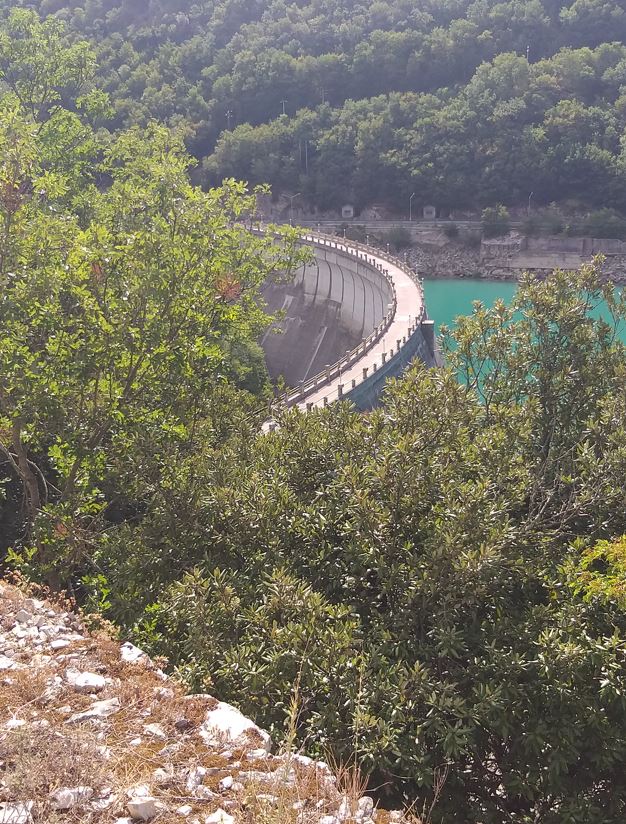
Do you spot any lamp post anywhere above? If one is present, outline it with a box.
[527,191,534,216]
[409,192,416,221]
[288,192,301,225]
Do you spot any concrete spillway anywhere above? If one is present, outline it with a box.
[260,233,436,416]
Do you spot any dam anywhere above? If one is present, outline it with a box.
[260,233,436,416]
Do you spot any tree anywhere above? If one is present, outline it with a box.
[0,9,95,120]
[481,203,510,236]
[0,15,304,577]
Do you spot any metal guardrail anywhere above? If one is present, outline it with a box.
[262,229,426,411]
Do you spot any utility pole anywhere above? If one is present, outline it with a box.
[320,88,327,104]
[528,191,534,215]
[526,44,530,61]
[409,192,416,221]
[225,109,233,130]
[281,99,288,115]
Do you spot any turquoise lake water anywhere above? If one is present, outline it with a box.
[422,278,625,341]
[422,279,517,335]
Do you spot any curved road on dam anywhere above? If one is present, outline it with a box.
[268,233,427,417]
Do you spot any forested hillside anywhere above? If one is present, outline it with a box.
[2,0,626,210]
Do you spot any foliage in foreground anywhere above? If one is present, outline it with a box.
[81,266,626,823]
[0,11,302,575]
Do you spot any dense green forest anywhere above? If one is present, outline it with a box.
[4,9,626,824]
[2,0,626,210]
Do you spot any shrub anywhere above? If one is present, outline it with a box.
[464,229,482,248]
[481,204,510,237]
[382,226,413,249]
[582,208,626,240]
[443,221,459,239]
[93,265,626,823]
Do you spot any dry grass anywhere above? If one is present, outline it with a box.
[0,726,111,823]
[0,580,422,823]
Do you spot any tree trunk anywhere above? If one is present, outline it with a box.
[11,419,41,519]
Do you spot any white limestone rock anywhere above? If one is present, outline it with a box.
[356,797,374,821]
[120,642,149,664]
[152,766,174,785]
[5,719,26,730]
[218,776,233,792]
[49,639,70,650]
[193,786,217,800]
[127,796,166,821]
[0,655,16,671]
[205,809,235,824]
[0,801,33,824]
[143,723,166,740]
[65,668,106,693]
[67,696,120,723]
[50,786,94,810]
[126,799,154,820]
[199,701,271,752]
[186,766,207,791]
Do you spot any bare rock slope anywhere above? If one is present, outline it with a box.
[0,581,395,824]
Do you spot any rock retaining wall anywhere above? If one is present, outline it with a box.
[405,233,626,283]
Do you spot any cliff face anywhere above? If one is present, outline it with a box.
[0,582,398,824]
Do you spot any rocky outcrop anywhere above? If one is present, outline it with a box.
[0,581,401,824]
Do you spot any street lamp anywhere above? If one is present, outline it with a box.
[288,192,301,224]
[409,192,416,221]
[527,191,534,215]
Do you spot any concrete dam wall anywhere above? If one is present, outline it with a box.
[261,240,394,386]
[260,234,436,418]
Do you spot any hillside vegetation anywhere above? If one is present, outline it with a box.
[2,0,626,210]
[3,9,626,824]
